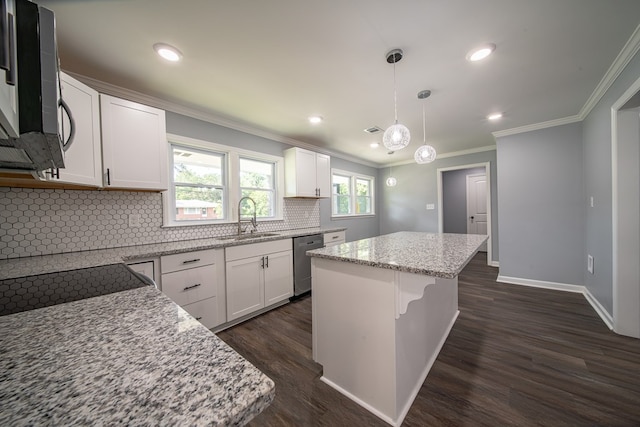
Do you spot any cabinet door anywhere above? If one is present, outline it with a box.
[0,0,18,138]
[226,255,265,321]
[264,250,293,306]
[295,148,318,197]
[100,95,168,190]
[48,73,102,186]
[315,153,331,198]
[182,297,219,329]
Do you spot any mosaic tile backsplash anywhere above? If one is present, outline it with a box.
[0,187,320,259]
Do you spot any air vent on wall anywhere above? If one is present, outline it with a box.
[364,126,383,134]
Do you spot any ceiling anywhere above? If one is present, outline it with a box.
[38,0,640,166]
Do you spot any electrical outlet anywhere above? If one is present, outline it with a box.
[426,203,435,210]
[128,214,141,228]
[587,254,594,274]
[590,196,594,207]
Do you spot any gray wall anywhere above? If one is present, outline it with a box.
[167,112,380,243]
[378,150,499,263]
[496,122,584,285]
[582,48,640,313]
[442,167,486,233]
[320,156,380,242]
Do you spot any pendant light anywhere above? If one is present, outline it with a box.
[383,49,410,151]
[414,89,437,164]
[386,166,397,187]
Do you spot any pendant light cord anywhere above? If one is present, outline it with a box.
[393,58,398,124]
[422,101,426,143]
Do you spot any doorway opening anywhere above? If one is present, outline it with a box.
[612,76,640,338]
[437,162,494,266]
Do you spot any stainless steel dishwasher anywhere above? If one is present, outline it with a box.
[292,234,324,297]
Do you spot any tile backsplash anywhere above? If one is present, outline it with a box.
[0,187,320,259]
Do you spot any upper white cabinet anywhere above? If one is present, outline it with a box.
[0,0,19,139]
[284,147,330,198]
[100,94,168,190]
[44,72,102,186]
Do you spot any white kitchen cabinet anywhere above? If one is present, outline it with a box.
[44,72,102,186]
[324,230,346,247]
[126,258,160,288]
[0,0,18,139]
[284,147,330,198]
[100,94,168,190]
[226,239,293,321]
[160,248,226,329]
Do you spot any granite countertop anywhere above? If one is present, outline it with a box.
[0,286,275,426]
[307,231,487,279]
[0,227,345,280]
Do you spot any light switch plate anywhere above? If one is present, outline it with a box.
[587,254,594,274]
[426,204,435,210]
[128,214,141,227]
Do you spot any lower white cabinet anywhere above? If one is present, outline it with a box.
[126,259,158,285]
[160,249,226,329]
[226,239,293,322]
[324,230,346,247]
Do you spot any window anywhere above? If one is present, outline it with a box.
[172,145,225,222]
[164,134,284,226]
[331,169,375,217]
[239,157,276,218]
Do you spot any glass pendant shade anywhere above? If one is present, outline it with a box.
[414,144,437,164]
[386,176,397,187]
[383,123,411,151]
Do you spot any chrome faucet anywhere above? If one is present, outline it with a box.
[237,196,258,235]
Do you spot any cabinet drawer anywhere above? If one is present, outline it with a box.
[225,239,292,262]
[162,264,217,305]
[182,297,219,329]
[324,231,345,245]
[161,249,219,273]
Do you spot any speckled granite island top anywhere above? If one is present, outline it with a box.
[307,231,487,279]
[0,286,275,426]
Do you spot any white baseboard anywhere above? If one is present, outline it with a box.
[497,275,584,293]
[583,287,614,330]
[496,275,615,330]
[489,260,499,268]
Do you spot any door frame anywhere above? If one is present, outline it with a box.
[611,74,640,338]
[437,162,494,266]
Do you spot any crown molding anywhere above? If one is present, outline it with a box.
[382,145,496,167]
[492,115,582,138]
[579,23,640,119]
[492,23,640,140]
[63,71,380,169]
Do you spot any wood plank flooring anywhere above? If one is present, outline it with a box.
[217,253,640,426]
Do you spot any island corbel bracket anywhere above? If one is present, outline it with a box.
[394,272,437,319]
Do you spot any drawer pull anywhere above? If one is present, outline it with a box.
[182,258,201,264]
[183,283,202,291]
[332,236,339,239]
[195,316,203,321]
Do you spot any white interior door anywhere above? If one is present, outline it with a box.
[467,174,487,251]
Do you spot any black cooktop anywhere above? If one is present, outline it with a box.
[0,264,150,316]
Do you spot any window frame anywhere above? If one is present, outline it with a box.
[164,134,284,227]
[331,168,376,219]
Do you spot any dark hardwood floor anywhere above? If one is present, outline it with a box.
[217,253,640,426]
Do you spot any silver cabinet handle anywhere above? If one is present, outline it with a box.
[265,255,269,268]
[332,236,339,239]
[260,256,265,269]
[195,316,203,321]
[183,283,201,291]
[182,258,200,264]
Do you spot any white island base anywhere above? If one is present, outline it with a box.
[312,257,459,426]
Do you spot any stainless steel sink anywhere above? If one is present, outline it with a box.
[217,232,280,241]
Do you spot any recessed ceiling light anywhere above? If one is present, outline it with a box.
[466,43,496,62]
[370,142,379,148]
[308,116,323,124]
[487,112,503,120]
[154,43,182,62]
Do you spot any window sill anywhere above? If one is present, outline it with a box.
[330,214,376,220]
[162,216,284,228]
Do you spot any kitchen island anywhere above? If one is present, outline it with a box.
[0,286,275,425]
[307,232,487,427]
